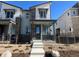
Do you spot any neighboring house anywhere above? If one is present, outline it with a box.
[30,2,54,40]
[0,1,22,43]
[0,1,55,43]
[55,2,79,43]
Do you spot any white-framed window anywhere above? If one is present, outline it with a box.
[4,9,15,18]
[39,8,48,18]
[71,10,77,16]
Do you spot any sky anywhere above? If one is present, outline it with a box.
[5,1,78,20]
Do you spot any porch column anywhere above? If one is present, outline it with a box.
[41,24,43,40]
[31,23,35,37]
[8,22,12,44]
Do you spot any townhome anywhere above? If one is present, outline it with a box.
[0,1,55,44]
[55,2,79,44]
[0,1,22,43]
[30,2,54,40]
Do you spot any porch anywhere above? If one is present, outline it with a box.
[0,19,16,44]
[30,20,54,40]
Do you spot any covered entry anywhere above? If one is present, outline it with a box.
[0,19,16,43]
[0,25,8,41]
[35,24,41,39]
[31,20,53,40]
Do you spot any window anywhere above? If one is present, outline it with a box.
[32,11,35,19]
[6,11,14,18]
[36,26,40,34]
[26,27,28,33]
[26,27,30,33]
[26,13,30,19]
[69,28,71,31]
[5,9,15,18]
[30,9,35,19]
[71,11,77,16]
[6,12,10,18]
[67,13,69,16]
[69,27,71,31]
[39,8,48,18]
[73,11,75,15]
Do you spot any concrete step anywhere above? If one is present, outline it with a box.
[33,45,43,48]
[30,54,44,57]
[33,42,43,44]
[31,48,44,54]
[33,46,43,48]
[33,39,43,42]
[30,40,44,57]
[33,44,43,46]
[33,43,43,48]
[31,52,44,55]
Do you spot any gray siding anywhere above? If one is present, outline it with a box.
[55,9,74,36]
[21,11,31,35]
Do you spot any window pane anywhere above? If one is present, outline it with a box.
[11,12,14,18]
[40,11,43,18]
[44,11,46,18]
[6,12,10,18]
[36,26,40,34]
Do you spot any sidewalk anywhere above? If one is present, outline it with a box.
[30,40,45,57]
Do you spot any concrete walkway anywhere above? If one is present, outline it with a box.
[30,40,45,57]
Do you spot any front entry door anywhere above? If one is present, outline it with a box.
[35,25,41,39]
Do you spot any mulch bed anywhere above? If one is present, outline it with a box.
[59,50,79,57]
[12,53,30,57]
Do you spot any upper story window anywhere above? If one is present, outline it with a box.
[26,13,30,19]
[4,9,15,18]
[71,10,77,16]
[67,13,69,16]
[31,11,35,19]
[38,8,48,18]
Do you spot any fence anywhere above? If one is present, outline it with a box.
[55,36,79,44]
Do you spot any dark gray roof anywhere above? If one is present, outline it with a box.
[0,1,23,10]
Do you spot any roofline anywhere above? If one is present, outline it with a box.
[30,19,56,22]
[57,7,72,20]
[72,2,79,8]
[0,1,23,10]
[30,1,52,9]
[23,10,30,11]
[57,2,77,20]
